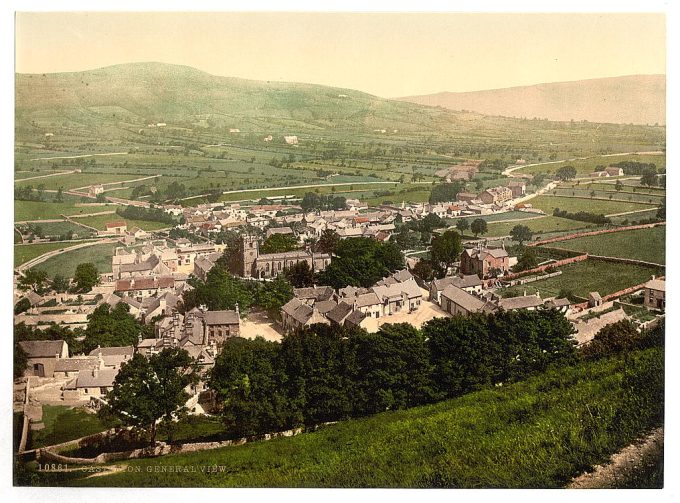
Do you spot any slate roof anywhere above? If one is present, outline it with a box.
[441,285,487,313]
[432,274,483,292]
[293,286,335,302]
[497,295,544,311]
[345,310,367,326]
[68,368,120,389]
[203,310,240,326]
[281,298,314,325]
[88,346,134,357]
[326,302,354,324]
[315,299,338,315]
[54,357,101,373]
[354,292,381,308]
[645,279,665,292]
[18,340,66,358]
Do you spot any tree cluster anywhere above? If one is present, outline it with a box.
[429,182,464,204]
[208,310,578,437]
[116,205,177,225]
[553,208,611,225]
[300,192,347,212]
[318,237,404,288]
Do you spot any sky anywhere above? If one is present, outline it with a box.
[15,12,665,97]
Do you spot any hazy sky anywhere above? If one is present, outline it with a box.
[15,12,665,97]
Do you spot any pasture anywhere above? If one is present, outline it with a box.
[70,214,170,231]
[14,241,90,267]
[36,242,117,278]
[544,226,665,264]
[515,153,665,177]
[14,200,116,221]
[528,195,657,216]
[500,259,662,299]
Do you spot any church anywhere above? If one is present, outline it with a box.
[239,235,331,279]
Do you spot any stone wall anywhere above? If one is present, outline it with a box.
[527,222,664,248]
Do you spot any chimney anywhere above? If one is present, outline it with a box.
[55,353,60,360]
[235,302,240,317]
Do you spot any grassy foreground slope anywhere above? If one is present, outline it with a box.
[66,348,662,488]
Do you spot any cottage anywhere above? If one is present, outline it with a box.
[644,278,665,310]
[478,186,513,205]
[440,285,491,316]
[63,368,120,401]
[53,356,102,379]
[508,181,527,198]
[105,220,128,235]
[588,291,603,308]
[498,294,544,311]
[88,346,134,369]
[281,298,330,332]
[429,274,484,303]
[18,339,69,378]
[605,166,624,177]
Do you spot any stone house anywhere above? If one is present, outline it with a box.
[440,285,491,316]
[429,274,484,303]
[18,339,69,378]
[478,186,513,205]
[644,278,665,310]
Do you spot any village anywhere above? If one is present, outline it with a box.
[13,160,665,431]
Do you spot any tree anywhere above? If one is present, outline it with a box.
[84,303,145,352]
[455,219,469,234]
[510,225,533,245]
[54,187,63,203]
[260,233,299,254]
[581,320,640,360]
[348,324,434,414]
[615,180,624,192]
[14,343,28,379]
[470,218,488,237]
[640,167,658,187]
[182,267,254,313]
[513,247,539,272]
[209,337,292,437]
[412,259,436,281]
[319,237,405,289]
[52,274,70,293]
[74,263,99,292]
[315,229,341,254]
[14,298,31,315]
[256,276,294,320]
[429,182,464,204]
[285,261,315,288]
[430,230,462,273]
[17,268,48,293]
[555,166,577,181]
[101,348,199,445]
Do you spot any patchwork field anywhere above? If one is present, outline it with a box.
[514,153,665,177]
[483,216,599,238]
[500,259,662,299]
[528,195,657,216]
[16,220,97,239]
[14,241,91,267]
[15,172,141,191]
[544,226,665,264]
[35,242,117,278]
[14,200,116,221]
[71,214,170,231]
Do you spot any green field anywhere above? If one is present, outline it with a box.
[546,227,665,264]
[14,241,92,267]
[529,195,657,216]
[483,216,599,238]
[36,242,117,277]
[16,220,97,239]
[14,200,116,221]
[71,214,170,231]
[28,406,110,449]
[515,153,665,177]
[15,172,145,191]
[27,348,662,488]
[500,259,662,299]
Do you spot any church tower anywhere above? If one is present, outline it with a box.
[240,234,259,277]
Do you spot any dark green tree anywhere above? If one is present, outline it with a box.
[455,218,470,234]
[555,165,577,181]
[260,233,299,254]
[470,218,488,237]
[510,225,533,245]
[182,267,254,313]
[513,247,539,272]
[17,268,48,293]
[209,337,292,437]
[255,276,294,320]
[101,348,199,445]
[285,260,315,288]
[73,262,99,292]
[84,303,144,352]
[430,230,462,273]
[315,229,341,254]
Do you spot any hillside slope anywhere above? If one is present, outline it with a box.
[15,62,490,133]
[397,75,666,125]
[44,348,662,488]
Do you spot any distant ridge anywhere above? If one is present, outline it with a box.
[396,75,666,125]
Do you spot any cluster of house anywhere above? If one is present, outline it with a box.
[18,303,242,402]
[280,269,423,332]
[456,181,527,207]
[589,166,625,178]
